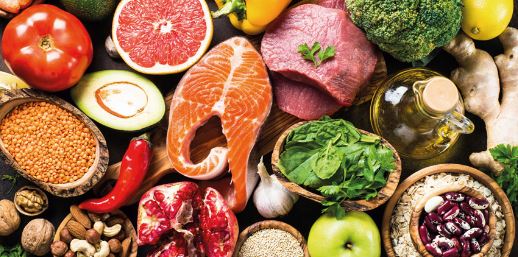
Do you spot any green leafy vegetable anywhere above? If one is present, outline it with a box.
[1,174,20,194]
[490,144,518,214]
[298,42,335,67]
[278,117,396,217]
[0,244,26,257]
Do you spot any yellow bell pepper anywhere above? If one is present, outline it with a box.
[213,0,292,35]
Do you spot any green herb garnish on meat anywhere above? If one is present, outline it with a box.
[278,117,396,217]
[298,42,335,67]
[490,144,518,214]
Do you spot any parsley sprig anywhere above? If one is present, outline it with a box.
[1,174,20,194]
[490,144,518,214]
[298,42,336,67]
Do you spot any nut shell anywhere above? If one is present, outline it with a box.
[21,218,55,256]
[51,241,68,257]
[108,238,122,253]
[86,229,101,244]
[60,228,74,244]
[0,199,20,236]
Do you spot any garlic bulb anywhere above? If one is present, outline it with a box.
[253,157,298,218]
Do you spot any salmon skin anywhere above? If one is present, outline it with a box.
[167,37,272,212]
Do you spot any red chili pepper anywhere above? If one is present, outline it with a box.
[79,134,152,213]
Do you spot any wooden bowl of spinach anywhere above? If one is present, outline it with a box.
[271,117,402,214]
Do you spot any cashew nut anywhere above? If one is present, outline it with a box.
[102,224,121,237]
[93,221,105,235]
[70,239,95,256]
[94,241,110,257]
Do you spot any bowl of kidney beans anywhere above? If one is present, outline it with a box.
[409,186,496,257]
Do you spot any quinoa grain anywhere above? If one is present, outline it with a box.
[238,229,304,257]
[0,102,96,184]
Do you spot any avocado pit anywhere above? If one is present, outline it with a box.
[95,82,148,118]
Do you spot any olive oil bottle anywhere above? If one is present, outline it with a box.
[370,68,474,159]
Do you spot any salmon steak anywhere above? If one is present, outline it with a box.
[167,37,272,212]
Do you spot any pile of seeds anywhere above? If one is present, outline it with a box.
[238,228,304,257]
[390,173,506,257]
[0,101,96,184]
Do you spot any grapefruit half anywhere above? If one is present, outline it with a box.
[112,0,213,74]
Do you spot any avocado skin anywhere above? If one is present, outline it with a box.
[60,0,118,21]
[71,70,166,132]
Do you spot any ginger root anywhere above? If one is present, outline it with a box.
[444,28,518,174]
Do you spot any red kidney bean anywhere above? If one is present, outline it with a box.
[452,217,471,230]
[438,200,455,215]
[472,209,486,228]
[445,221,463,236]
[438,224,453,238]
[461,239,472,257]
[443,248,460,257]
[425,216,439,233]
[419,225,431,244]
[461,228,483,241]
[470,239,481,253]
[469,197,489,210]
[426,243,443,257]
[443,205,460,220]
[445,192,465,202]
[428,212,443,225]
[433,236,454,250]
[460,202,475,215]
[452,238,462,252]
[465,215,478,228]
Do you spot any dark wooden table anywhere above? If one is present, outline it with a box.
[0,1,517,256]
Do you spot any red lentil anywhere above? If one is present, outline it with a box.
[0,101,96,184]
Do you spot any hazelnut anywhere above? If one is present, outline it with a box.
[64,250,76,257]
[51,241,68,257]
[85,229,101,245]
[108,239,122,253]
[60,228,73,244]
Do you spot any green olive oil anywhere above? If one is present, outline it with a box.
[370,68,474,159]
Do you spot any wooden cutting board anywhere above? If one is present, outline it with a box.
[98,54,388,204]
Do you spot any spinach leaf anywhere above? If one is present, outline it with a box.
[279,117,396,218]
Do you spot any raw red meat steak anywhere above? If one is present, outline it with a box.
[261,4,377,106]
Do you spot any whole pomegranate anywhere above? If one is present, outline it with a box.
[137,182,238,257]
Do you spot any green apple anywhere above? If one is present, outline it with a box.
[308,211,381,257]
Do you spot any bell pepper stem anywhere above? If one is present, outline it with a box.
[212,0,247,20]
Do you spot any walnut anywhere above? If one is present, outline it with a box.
[21,218,55,256]
[0,199,20,236]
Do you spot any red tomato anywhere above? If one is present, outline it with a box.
[1,4,93,92]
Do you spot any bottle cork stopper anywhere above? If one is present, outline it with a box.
[422,77,459,113]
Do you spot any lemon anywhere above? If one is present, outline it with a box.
[462,0,513,41]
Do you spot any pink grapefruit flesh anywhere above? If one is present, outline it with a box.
[112,0,213,74]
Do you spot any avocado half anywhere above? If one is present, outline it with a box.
[71,70,165,131]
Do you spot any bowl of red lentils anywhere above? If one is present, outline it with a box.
[0,89,109,197]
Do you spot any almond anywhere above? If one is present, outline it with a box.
[70,205,91,229]
[66,220,87,240]
[121,237,132,257]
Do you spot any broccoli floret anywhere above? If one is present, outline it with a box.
[346,0,463,62]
